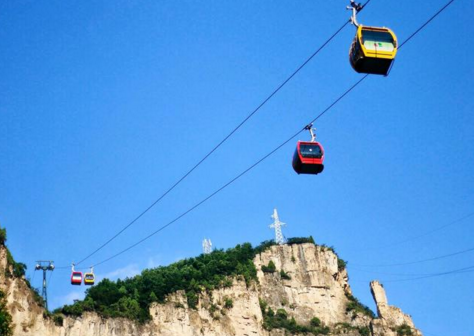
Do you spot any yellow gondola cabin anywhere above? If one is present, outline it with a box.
[84,267,95,286]
[349,25,398,76]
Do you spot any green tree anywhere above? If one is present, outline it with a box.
[396,324,413,336]
[310,317,321,327]
[0,228,6,246]
[262,260,276,273]
[280,270,291,280]
[0,291,13,336]
[13,262,27,278]
[224,297,233,309]
[149,292,158,302]
[117,297,141,320]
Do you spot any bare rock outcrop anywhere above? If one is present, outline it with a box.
[370,281,423,336]
[1,244,424,336]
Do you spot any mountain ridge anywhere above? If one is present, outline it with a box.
[0,230,423,336]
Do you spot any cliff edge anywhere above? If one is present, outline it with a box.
[0,242,423,336]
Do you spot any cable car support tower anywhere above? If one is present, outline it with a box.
[35,261,55,311]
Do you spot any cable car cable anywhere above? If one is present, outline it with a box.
[59,0,455,271]
[397,0,455,50]
[353,211,474,253]
[350,245,474,268]
[350,265,474,283]
[86,75,369,268]
[70,3,373,268]
[381,264,474,283]
[347,267,450,277]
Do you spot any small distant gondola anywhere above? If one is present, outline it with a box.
[71,264,83,286]
[84,267,95,286]
[71,272,83,285]
[347,1,398,76]
[292,125,324,175]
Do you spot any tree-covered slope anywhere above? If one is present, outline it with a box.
[58,238,318,322]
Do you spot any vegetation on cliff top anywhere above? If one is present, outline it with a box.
[59,241,262,322]
[0,228,353,326]
[1,227,27,279]
[58,237,329,322]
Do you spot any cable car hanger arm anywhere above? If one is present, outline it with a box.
[303,124,317,142]
[347,0,365,27]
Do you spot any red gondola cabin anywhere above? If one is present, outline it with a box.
[292,141,324,175]
[71,271,83,285]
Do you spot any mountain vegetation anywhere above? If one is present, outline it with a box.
[57,237,336,323]
[0,227,18,336]
[1,227,27,279]
[0,290,13,336]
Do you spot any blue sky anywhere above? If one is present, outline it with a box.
[1,1,473,335]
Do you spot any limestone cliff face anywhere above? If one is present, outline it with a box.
[1,244,423,336]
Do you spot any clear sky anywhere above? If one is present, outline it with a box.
[1,1,473,335]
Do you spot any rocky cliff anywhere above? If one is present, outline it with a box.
[0,243,423,336]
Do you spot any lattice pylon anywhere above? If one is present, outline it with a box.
[269,209,286,245]
[202,238,212,254]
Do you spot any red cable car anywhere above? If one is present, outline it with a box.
[292,125,324,175]
[71,271,83,285]
[71,264,83,285]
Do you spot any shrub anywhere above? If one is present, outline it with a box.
[222,278,233,288]
[334,322,370,336]
[286,237,315,245]
[0,290,13,336]
[260,299,330,335]
[186,291,198,309]
[345,293,375,318]
[52,314,64,327]
[224,298,233,309]
[310,317,321,327]
[359,326,370,336]
[337,258,347,271]
[0,228,6,246]
[261,261,276,273]
[395,324,413,336]
[267,307,275,317]
[149,291,158,302]
[209,304,218,314]
[13,262,27,278]
[280,270,291,280]
[276,308,288,320]
[253,240,276,255]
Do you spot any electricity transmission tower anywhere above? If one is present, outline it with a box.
[270,208,286,245]
[202,238,212,254]
[35,261,54,310]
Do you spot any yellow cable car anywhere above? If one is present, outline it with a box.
[84,267,95,286]
[349,25,398,76]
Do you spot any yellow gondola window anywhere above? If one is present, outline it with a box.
[362,30,395,52]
